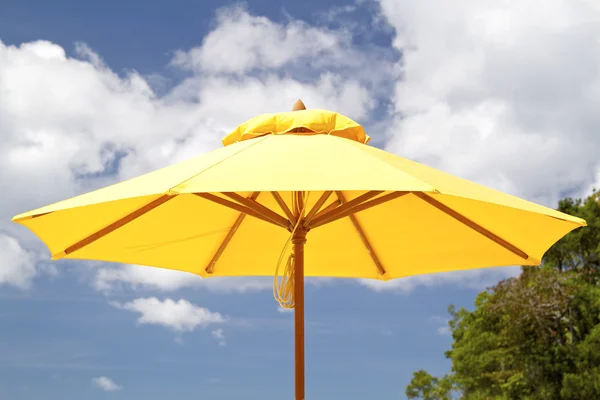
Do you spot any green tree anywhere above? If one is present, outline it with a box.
[561,324,600,399]
[543,190,600,278]
[406,370,454,400]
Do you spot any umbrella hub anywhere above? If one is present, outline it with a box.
[291,228,307,245]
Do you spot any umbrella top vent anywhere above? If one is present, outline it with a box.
[222,100,370,146]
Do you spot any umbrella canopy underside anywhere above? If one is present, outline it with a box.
[13,134,585,281]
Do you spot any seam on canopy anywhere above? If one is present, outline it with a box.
[332,136,438,193]
[168,135,270,194]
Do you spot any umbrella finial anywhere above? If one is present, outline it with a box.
[292,99,306,111]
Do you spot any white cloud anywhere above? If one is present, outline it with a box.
[379,0,600,207]
[318,4,358,25]
[360,266,521,293]
[92,376,121,392]
[1,6,389,291]
[111,297,225,332]
[0,233,38,288]
[277,306,294,313]
[430,316,451,336]
[94,265,272,293]
[171,5,343,74]
[0,39,208,221]
[437,326,451,336]
[211,328,226,346]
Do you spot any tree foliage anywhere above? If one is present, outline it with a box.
[406,191,600,399]
[406,370,454,400]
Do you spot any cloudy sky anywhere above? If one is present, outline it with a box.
[1,0,599,399]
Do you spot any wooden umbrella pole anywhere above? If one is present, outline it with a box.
[293,227,306,400]
[291,102,306,400]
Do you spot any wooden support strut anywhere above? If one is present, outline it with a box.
[205,192,260,274]
[194,193,290,230]
[310,199,341,221]
[303,191,332,227]
[308,191,409,229]
[335,191,386,276]
[413,192,530,260]
[271,191,296,225]
[308,191,384,228]
[221,192,292,230]
[61,194,174,257]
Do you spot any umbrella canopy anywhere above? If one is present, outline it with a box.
[12,101,587,399]
[13,111,584,279]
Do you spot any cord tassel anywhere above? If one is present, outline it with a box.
[273,192,308,309]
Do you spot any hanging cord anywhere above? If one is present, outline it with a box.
[273,191,309,309]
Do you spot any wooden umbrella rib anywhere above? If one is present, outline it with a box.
[64,194,173,256]
[303,191,333,227]
[413,192,530,260]
[311,199,341,221]
[221,192,291,230]
[336,191,386,275]
[296,191,305,215]
[271,191,296,224]
[308,190,383,228]
[339,191,409,221]
[23,211,52,220]
[309,191,408,229]
[194,193,288,229]
[205,192,259,274]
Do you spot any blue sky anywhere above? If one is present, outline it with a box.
[1,0,600,399]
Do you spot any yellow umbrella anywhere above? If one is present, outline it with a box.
[12,100,586,399]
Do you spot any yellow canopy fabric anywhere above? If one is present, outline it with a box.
[13,130,585,281]
[222,109,370,146]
